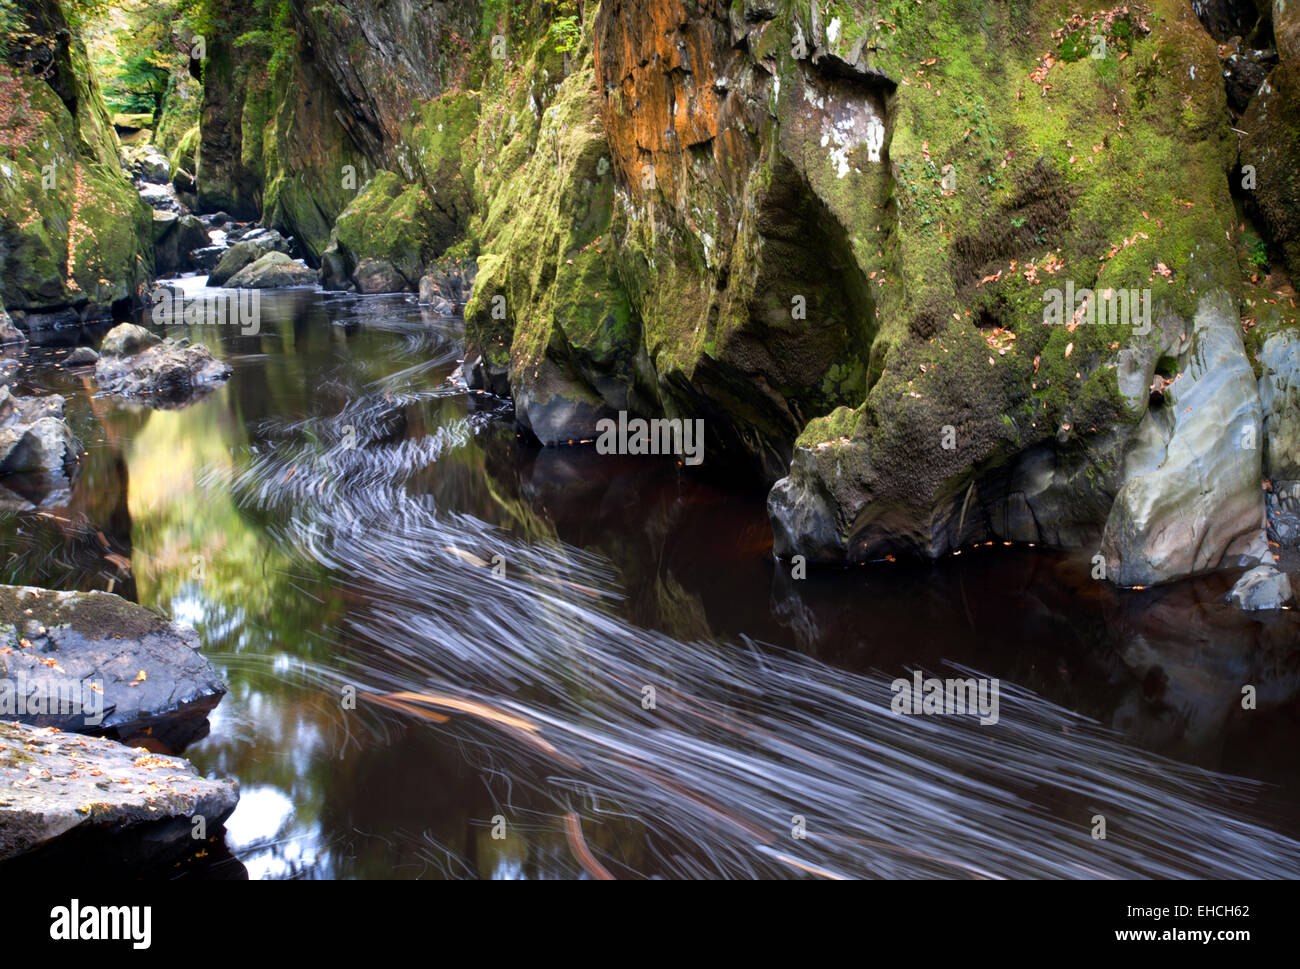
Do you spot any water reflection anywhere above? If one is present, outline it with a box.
[0,282,1296,879]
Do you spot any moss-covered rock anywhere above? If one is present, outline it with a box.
[0,0,152,316]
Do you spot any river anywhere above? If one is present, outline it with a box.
[2,276,1298,879]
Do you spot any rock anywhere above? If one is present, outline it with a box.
[186,246,224,271]
[0,304,24,346]
[1222,47,1277,112]
[226,250,317,288]
[208,211,230,228]
[0,584,227,744]
[95,323,231,404]
[60,347,98,367]
[153,212,210,274]
[99,322,160,359]
[1260,329,1300,481]
[352,257,408,293]
[1227,565,1295,610]
[206,229,290,285]
[1241,5,1300,277]
[0,358,20,388]
[1102,293,1267,586]
[0,719,238,865]
[123,144,170,184]
[0,391,79,478]
[172,167,196,194]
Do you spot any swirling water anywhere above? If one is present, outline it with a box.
[2,279,1298,879]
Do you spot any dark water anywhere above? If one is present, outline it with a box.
[2,278,1299,879]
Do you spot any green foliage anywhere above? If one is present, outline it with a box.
[548,14,581,54]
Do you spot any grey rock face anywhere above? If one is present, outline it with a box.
[1226,565,1294,611]
[0,584,226,743]
[0,719,238,864]
[1101,292,1267,586]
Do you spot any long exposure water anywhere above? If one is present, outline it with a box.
[2,277,1298,878]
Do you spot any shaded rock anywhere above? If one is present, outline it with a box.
[172,167,196,194]
[1260,329,1300,482]
[0,304,24,346]
[95,323,231,404]
[0,719,238,864]
[124,144,170,184]
[0,392,79,478]
[207,229,290,286]
[1222,46,1277,112]
[226,250,317,289]
[60,347,98,367]
[1102,293,1267,586]
[352,257,408,294]
[0,584,226,744]
[1227,565,1294,610]
[187,245,226,271]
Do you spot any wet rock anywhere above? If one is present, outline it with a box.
[60,347,98,367]
[1241,5,1300,277]
[0,719,238,864]
[465,354,511,398]
[1260,329,1300,483]
[123,144,170,184]
[0,584,227,744]
[0,304,24,346]
[1221,46,1276,112]
[1102,293,1267,586]
[100,322,160,359]
[207,229,290,286]
[187,246,225,271]
[153,213,211,274]
[353,257,408,294]
[172,167,196,194]
[1227,565,1294,610]
[94,323,231,404]
[0,391,79,478]
[226,251,317,289]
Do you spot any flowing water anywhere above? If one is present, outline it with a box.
[2,277,1299,879]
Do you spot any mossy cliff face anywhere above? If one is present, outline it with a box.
[0,0,152,318]
[754,0,1278,584]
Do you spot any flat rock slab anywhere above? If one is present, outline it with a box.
[0,585,225,746]
[0,719,238,863]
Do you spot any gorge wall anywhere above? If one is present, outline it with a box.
[4,0,1299,589]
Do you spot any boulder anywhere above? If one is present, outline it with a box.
[0,392,79,478]
[60,346,98,367]
[1227,565,1294,610]
[352,257,408,294]
[1102,293,1268,586]
[226,250,316,289]
[0,719,238,865]
[95,323,231,404]
[0,584,226,745]
[0,303,24,346]
[207,229,290,286]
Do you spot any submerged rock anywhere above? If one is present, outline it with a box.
[226,250,317,289]
[94,323,231,404]
[0,719,238,865]
[1227,565,1295,611]
[0,584,226,745]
